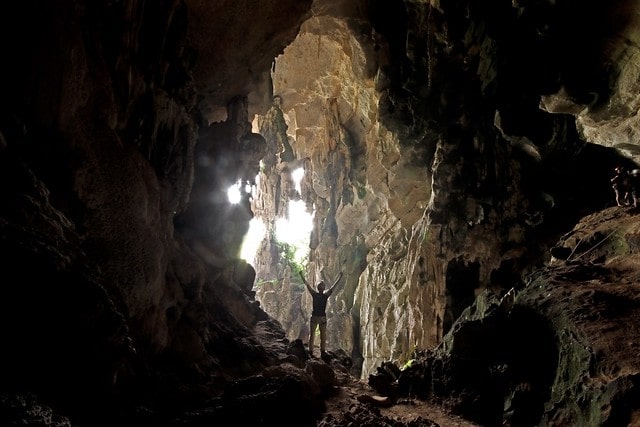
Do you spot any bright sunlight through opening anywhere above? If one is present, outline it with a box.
[292,167,304,194]
[275,200,314,264]
[238,167,313,267]
[240,218,266,264]
[227,181,242,204]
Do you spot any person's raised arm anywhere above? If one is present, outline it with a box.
[326,271,343,296]
[299,270,316,295]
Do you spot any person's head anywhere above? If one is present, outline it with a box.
[317,281,326,292]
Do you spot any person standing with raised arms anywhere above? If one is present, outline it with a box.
[299,269,343,358]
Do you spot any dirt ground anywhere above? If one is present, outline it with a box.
[321,373,481,426]
[317,206,640,426]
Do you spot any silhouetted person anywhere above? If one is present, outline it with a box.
[299,270,343,357]
[611,166,632,206]
[630,169,640,208]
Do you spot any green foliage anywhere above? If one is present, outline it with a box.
[357,183,367,199]
[401,359,416,370]
[275,239,306,277]
[420,227,430,245]
[400,345,422,371]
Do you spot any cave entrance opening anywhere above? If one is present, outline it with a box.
[274,167,313,266]
[226,178,255,204]
[230,167,314,269]
[240,217,266,266]
[275,199,313,266]
[227,178,266,266]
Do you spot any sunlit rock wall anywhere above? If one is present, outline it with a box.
[252,0,636,377]
[4,2,640,422]
[252,11,378,362]
[251,1,497,374]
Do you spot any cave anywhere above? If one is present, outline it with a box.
[444,258,480,334]
[2,0,640,426]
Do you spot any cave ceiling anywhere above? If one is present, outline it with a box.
[2,0,640,425]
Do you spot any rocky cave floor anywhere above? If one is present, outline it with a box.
[3,207,640,427]
[319,371,481,427]
[247,204,640,427]
[230,320,485,427]
[146,207,640,427]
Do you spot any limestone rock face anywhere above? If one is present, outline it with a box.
[538,1,640,161]
[3,0,640,425]
[251,0,640,378]
[396,206,640,426]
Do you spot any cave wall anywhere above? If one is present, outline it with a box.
[0,0,312,420]
[2,0,640,422]
[251,0,640,377]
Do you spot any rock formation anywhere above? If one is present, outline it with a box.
[1,0,640,426]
